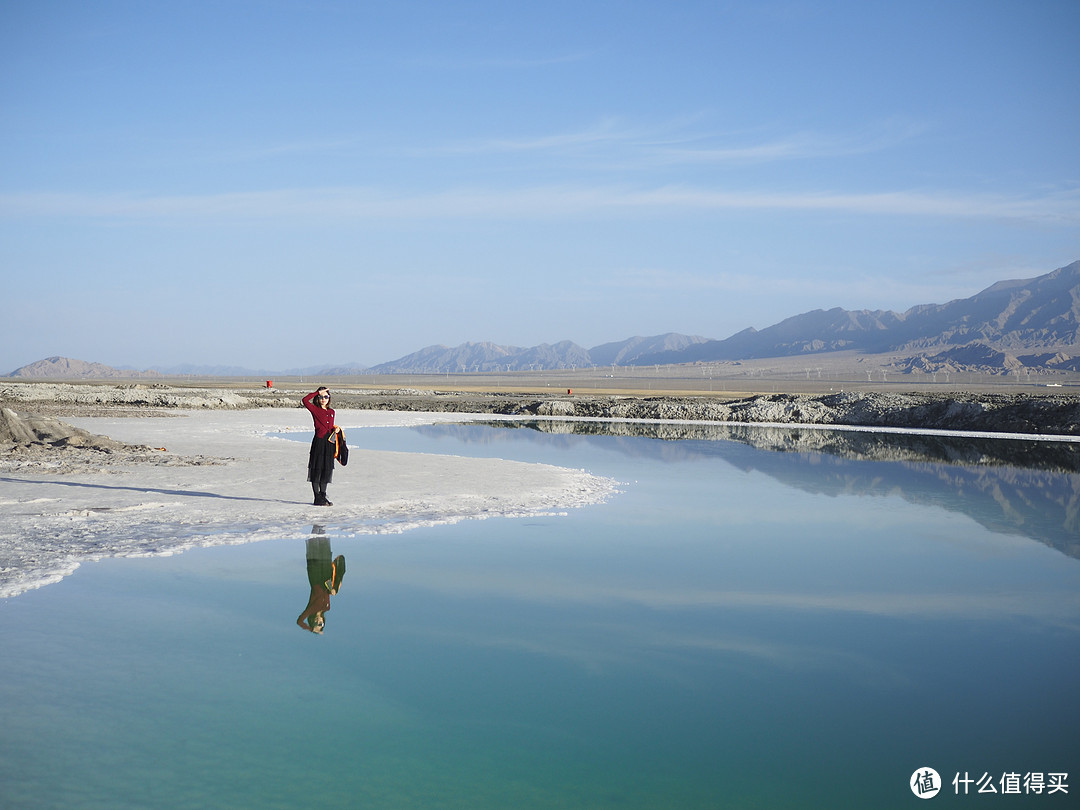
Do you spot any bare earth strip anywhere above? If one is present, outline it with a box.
[2,379,1077,435]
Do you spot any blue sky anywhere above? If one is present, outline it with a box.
[2,0,1078,372]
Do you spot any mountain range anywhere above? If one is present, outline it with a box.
[360,259,1080,374]
[366,333,710,374]
[645,259,1079,364]
[6,260,1079,378]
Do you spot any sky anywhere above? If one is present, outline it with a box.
[2,0,1078,373]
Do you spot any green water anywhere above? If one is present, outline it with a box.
[1,422,1077,808]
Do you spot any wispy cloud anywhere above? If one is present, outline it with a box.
[3,183,1076,223]
[393,621,913,684]
[365,562,1080,624]
[604,267,991,311]
[206,136,364,163]
[400,51,595,71]
[644,119,931,165]
[421,117,929,166]
[429,118,632,155]
[617,185,1080,221]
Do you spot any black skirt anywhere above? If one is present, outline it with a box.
[307,434,335,485]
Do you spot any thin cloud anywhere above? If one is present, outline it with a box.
[364,562,1080,624]
[393,622,913,684]
[604,268,992,312]
[400,50,595,71]
[205,136,364,163]
[430,118,631,155]
[418,117,930,166]
[646,120,931,165]
[616,185,1080,222]
[2,183,1076,223]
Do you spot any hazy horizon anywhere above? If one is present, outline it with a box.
[3,1,1078,372]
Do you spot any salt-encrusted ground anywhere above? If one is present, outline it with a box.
[0,409,618,598]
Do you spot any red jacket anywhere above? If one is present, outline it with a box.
[302,391,336,438]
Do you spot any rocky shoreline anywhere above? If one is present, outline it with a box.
[511,390,1080,436]
[1,381,1078,436]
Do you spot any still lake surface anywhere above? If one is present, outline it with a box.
[1,419,1077,809]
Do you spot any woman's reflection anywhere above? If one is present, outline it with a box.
[297,525,345,634]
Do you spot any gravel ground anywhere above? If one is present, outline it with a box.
[2,381,1078,436]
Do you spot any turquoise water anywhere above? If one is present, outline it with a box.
[1,421,1077,808]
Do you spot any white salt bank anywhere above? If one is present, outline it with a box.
[0,409,618,597]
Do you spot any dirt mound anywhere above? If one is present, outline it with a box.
[0,408,140,453]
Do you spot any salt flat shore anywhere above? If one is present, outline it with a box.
[2,381,1077,597]
[0,407,618,597]
[2,381,1078,436]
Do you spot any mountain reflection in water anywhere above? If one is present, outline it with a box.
[418,420,1080,560]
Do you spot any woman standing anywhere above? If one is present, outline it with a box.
[302,386,338,505]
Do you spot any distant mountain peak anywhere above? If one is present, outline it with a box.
[5,356,161,379]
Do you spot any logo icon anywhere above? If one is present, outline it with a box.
[911,767,941,799]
